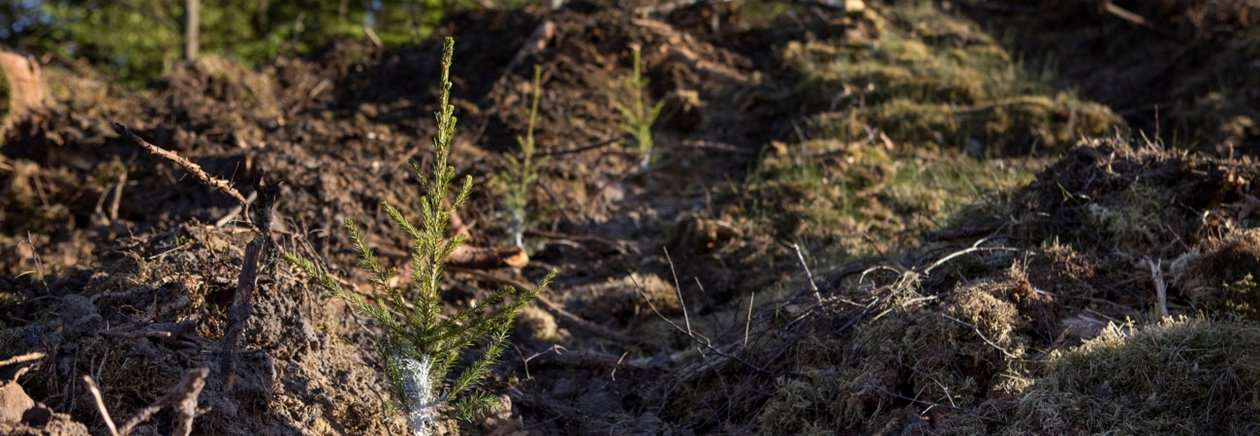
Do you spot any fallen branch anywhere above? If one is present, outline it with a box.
[0,352,45,370]
[940,313,1021,360]
[921,238,1021,276]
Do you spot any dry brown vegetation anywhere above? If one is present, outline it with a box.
[3,1,1260,434]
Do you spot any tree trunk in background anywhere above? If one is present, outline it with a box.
[183,0,200,61]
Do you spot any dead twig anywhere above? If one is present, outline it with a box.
[921,238,1020,276]
[214,191,258,227]
[112,123,252,227]
[1101,1,1156,31]
[504,20,556,75]
[533,136,622,157]
[628,274,769,374]
[448,244,529,269]
[743,292,754,349]
[663,247,692,337]
[0,352,45,369]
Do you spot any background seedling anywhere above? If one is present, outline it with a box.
[615,43,667,170]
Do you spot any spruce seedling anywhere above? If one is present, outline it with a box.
[493,65,547,247]
[614,43,667,169]
[285,37,555,435]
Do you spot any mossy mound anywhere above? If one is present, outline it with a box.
[943,318,1260,434]
[780,3,1122,155]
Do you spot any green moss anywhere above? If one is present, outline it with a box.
[741,139,1040,258]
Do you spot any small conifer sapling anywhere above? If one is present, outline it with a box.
[614,43,667,169]
[286,37,555,435]
[493,65,547,247]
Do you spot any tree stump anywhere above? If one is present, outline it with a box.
[0,49,45,138]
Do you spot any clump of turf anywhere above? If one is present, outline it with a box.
[942,317,1260,434]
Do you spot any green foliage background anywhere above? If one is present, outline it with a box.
[0,0,478,84]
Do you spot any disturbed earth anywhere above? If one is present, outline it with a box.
[3,1,1260,435]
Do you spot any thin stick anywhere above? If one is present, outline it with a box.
[792,243,822,304]
[215,191,257,227]
[610,350,631,381]
[112,122,252,224]
[743,292,754,349]
[533,136,621,157]
[663,247,692,337]
[922,238,1021,275]
[82,375,120,436]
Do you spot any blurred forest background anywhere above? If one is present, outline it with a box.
[0,0,498,83]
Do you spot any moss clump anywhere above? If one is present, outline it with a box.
[943,318,1260,434]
